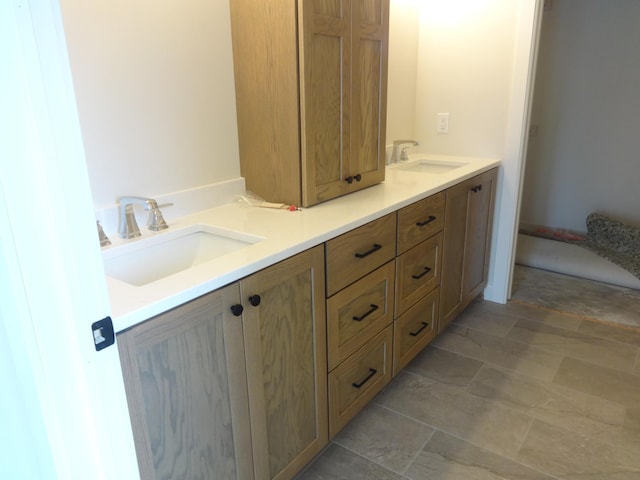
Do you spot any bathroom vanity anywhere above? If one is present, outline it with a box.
[106,157,499,479]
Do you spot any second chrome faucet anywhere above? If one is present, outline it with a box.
[390,139,419,164]
[118,196,171,239]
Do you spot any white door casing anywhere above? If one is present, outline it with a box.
[1,0,138,478]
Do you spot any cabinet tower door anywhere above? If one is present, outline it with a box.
[350,0,389,191]
[299,0,352,205]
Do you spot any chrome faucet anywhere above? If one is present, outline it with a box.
[390,139,419,164]
[117,196,171,239]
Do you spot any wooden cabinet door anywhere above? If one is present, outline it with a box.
[350,0,389,192]
[117,284,254,480]
[463,168,497,301]
[240,246,328,480]
[299,0,351,205]
[439,168,498,332]
[439,179,469,332]
[300,0,389,205]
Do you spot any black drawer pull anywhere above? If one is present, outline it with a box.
[471,184,482,193]
[355,243,382,259]
[345,176,354,184]
[412,266,432,279]
[352,304,379,322]
[230,304,244,317]
[409,322,429,337]
[352,368,377,389]
[416,215,437,227]
[354,173,362,182]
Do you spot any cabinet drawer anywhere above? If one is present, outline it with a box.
[328,325,393,437]
[326,213,397,296]
[397,192,445,254]
[327,261,395,371]
[393,287,439,376]
[395,231,442,316]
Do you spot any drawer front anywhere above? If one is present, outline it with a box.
[328,325,393,437]
[326,213,397,296]
[393,287,439,376]
[397,192,445,254]
[395,231,442,316]
[327,261,395,371]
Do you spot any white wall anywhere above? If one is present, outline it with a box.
[521,0,640,232]
[413,0,520,157]
[387,0,421,146]
[60,0,241,208]
[398,0,541,302]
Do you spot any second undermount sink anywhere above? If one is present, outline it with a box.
[103,224,264,286]
[396,159,469,174]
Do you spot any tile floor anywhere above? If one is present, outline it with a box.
[297,266,640,479]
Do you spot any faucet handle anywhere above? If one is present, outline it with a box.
[147,203,172,231]
[390,139,420,163]
[97,221,111,246]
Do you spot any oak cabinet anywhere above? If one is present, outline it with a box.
[117,169,499,479]
[117,284,255,480]
[229,0,389,207]
[394,232,442,317]
[439,168,498,333]
[118,246,327,480]
[240,246,328,480]
[325,214,396,437]
[393,286,439,376]
[328,325,393,436]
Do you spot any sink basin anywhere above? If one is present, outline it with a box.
[396,159,468,174]
[103,224,264,286]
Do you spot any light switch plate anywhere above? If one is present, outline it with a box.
[437,113,449,134]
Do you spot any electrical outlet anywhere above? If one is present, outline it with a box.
[437,113,449,134]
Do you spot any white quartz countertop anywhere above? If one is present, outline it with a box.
[105,154,500,332]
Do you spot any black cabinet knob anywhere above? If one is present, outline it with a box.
[354,173,362,182]
[230,304,244,317]
[248,295,261,307]
[345,176,354,184]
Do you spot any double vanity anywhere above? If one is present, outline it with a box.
[104,155,499,479]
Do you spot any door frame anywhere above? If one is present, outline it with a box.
[483,0,545,303]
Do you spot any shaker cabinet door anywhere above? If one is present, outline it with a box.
[118,284,254,480]
[240,245,328,480]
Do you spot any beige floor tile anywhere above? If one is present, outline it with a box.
[553,357,640,408]
[405,431,555,480]
[504,301,584,331]
[376,372,533,458]
[433,324,563,382]
[506,318,638,372]
[404,346,483,387]
[577,318,640,348]
[467,366,626,438]
[516,419,640,479]
[452,301,520,337]
[332,404,434,474]
[295,444,405,480]
[512,266,640,328]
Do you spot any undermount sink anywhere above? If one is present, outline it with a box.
[395,159,468,174]
[103,224,264,286]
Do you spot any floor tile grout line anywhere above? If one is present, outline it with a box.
[325,440,414,479]
[447,317,639,376]
[398,427,436,477]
